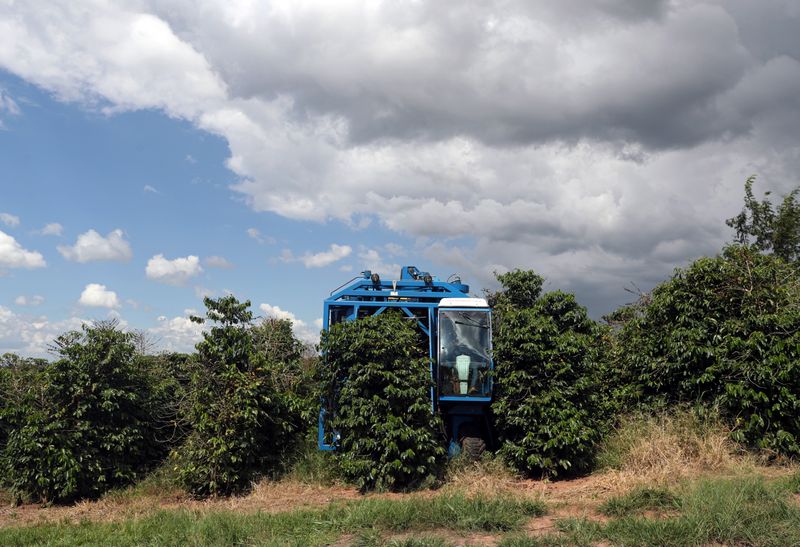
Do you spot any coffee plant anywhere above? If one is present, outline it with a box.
[491,270,607,477]
[1,322,163,503]
[172,296,300,497]
[612,245,800,456]
[319,312,445,491]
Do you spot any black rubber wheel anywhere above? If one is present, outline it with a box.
[461,436,486,460]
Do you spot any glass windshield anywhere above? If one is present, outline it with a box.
[438,309,492,397]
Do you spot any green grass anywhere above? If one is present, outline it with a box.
[605,476,800,546]
[282,438,343,485]
[0,493,545,546]
[6,467,800,546]
[499,519,604,547]
[99,464,183,503]
[353,530,451,547]
[599,486,678,517]
[777,469,800,494]
[508,475,800,547]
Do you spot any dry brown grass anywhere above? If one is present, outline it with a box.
[399,409,799,521]
[591,410,795,494]
[0,479,363,527]
[442,456,525,498]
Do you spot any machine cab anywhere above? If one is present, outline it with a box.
[437,298,493,402]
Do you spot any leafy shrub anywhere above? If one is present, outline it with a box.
[612,245,800,456]
[172,296,299,497]
[0,360,10,451]
[490,270,607,477]
[1,356,48,481]
[252,317,318,431]
[136,351,195,449]
[319,312,445,491]
[1,322,163,503]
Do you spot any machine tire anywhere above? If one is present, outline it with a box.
[461,436,486,460]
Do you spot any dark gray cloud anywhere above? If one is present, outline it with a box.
[2,0,799,316]
[152,1,797,151]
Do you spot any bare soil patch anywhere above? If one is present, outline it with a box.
[0,481,362,527]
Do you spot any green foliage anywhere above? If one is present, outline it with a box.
[489,270,544,310]
[0,355,46,465]
[135,351,194,448]
[490,270,607,478]
[284,437,343,485]
[727,175,800,263]
[612,245,800,456]
[252,317,319,430]
[319,312,446,491]
[252,317,304,363]
[172,296,300,497]
[1,322,164,503]
[0,362,10,451]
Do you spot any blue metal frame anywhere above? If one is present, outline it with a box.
[318,267,493,452]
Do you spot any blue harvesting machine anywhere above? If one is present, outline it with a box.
[318,265,493,457]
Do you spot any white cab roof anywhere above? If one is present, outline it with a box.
[438,297,490,308]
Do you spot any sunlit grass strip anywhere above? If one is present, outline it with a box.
[0,493,545,546]
[503,474,800,547]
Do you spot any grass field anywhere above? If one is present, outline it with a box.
[1,412,799,546]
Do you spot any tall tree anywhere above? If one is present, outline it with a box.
[727,175,800,263]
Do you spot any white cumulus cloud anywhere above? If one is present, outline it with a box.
[246,227,275,244]
[146,254,203,285]
[0,305,86,356]
[259,302,319,345]
[0,88,20,128]
[58,228,132,263]
[3,1,800,313]
[0,230,46,269]
[148,314,205,353]
[283,244,352,268]
[14,295,44,306]
[37,222,63,236]
[204,255,233,269]
[0,213,19,227]
[78,283,120,309]
[358,248,401,278]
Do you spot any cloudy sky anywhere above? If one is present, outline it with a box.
[1,0,799,355]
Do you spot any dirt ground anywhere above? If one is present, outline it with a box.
[0,464,794,541]
[0,472,696,528]
[0,481,362,527]
[0,473,618,546]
